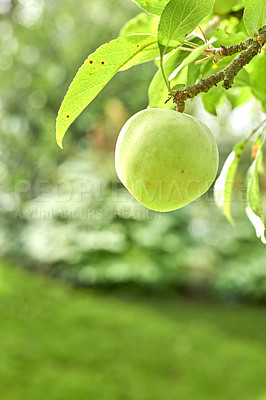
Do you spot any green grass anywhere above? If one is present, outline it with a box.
[1,261,266,400]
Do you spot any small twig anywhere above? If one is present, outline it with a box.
[180,34,254,64]
[204,38,254,62]
[194,55,213,64]
[178,47,195,52]
[198,25,208,44]
[172,25,266,110]
[183,40,200,49]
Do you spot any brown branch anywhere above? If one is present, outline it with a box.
[172,25,266,110]
[205,38,254,60]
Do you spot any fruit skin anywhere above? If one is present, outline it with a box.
[115,108,219,212]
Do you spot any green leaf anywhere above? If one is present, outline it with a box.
[200,55,235,79]
[120,42,159,71]
[157,0,215,55]
[232,55,266,109]
[233,68,251,87]
[187,62,201,86]
[249,53,266,109]
[172,83,185,90]
[120,12,159,36]
[211,29,247,47]
[214,0,242,15]
[202,86,226,115]
[214,139,248,224]
[131,0,170,16]
[148,48,188,108]
[245,136,266,244]
[225,87,252,109]
[168,42,210,82]
[254,134,264,174]
[243,0,266,35]
[56,34,157,148]
[157,0,214,93]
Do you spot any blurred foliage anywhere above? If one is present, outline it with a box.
[1,259,266,400]
[1,0,266,302]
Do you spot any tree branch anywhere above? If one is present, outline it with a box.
[171,25,266,111]
[205,38,254,61]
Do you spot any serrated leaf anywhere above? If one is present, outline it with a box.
[131,0,170,16]
[245,136,266,244]
[148,48,188,108]
[243,0,266,35]
[214,139,248,224]
[158,0,215,57]
[56,34,157,148]
[120,12,159,36]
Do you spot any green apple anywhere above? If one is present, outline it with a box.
[115,108,219,212]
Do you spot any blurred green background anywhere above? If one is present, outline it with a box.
[1,0,266,398]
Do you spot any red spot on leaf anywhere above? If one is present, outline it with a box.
[101,61,104,65]
[107,41,110,44]
[89,60,93,64]
[137,44,139,47]
[66,115,70,118]
[89,73,92,75]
